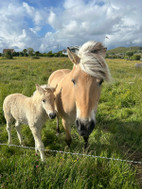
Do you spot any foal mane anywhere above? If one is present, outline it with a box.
[33,85,53,97]
[78,41,111,82]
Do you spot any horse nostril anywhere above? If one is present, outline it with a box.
[49,113,56,119]
[76,119,81,130]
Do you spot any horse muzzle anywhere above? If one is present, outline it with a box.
[75,119,95,137]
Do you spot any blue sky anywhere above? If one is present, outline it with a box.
[0,0,142,52]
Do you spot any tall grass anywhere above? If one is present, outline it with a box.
[0,57,141,188]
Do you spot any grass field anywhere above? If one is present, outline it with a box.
[0,57,142,188]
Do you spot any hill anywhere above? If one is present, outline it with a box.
[107,46,142,54]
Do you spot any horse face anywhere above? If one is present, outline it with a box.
[72,66,102,137]
[41,89,56,119]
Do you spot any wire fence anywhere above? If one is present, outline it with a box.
[0,143,142,165]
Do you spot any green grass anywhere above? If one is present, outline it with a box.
[0,57,142,188]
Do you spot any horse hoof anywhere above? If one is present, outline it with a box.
[56,131,60,136]
[65,138,72,147]
[84,142,88,149]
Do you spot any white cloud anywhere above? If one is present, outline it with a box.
[0,0,142,52]
[48,11,56,24]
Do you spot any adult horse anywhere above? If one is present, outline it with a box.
[48,41,111,147]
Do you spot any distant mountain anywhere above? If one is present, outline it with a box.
[107,46,142,54]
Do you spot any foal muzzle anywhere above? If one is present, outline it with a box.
[75,119,95,137]
[48,112,56,119]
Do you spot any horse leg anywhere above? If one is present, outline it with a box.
[30,126,45,161]
[15,121,24,146]
[62,119,72,147]
[83,136,89,149]
[56,113,60,135]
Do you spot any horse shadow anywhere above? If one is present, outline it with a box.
[50,116,142,161]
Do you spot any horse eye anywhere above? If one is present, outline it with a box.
[99,80,103,86]
[72,79,76,85]
[42,99,46,103]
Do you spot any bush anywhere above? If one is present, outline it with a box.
[132,54,141,60]
[32,56,40,59]
[47,51,54,57]
[5,51,13,59]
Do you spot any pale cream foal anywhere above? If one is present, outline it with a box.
[3,85,56,161]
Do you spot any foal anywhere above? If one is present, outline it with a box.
[3,85,56,161]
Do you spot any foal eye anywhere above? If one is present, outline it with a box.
[72,79,76,85]
[42,99,46,103]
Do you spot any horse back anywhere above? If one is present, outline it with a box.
[48,69,71,88]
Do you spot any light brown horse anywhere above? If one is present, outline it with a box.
[48,41,111,147]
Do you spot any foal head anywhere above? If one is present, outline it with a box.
[67,41,111,137]
[36,85,56,119]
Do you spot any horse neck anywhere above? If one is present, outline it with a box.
[59,68,76,114]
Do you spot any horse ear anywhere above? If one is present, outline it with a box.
[102,47,107,58]
[36,84,44,94]
[67,47,80,65]
[49,84,57,93]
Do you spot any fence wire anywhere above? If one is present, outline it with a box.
[0,143,142,165]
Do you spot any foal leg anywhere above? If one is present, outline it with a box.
[15,121,23,146]
[30,126,45,161]
[35,141,38,154]
[62,119,72,147]
[6,121,12,144]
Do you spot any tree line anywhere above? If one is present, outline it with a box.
[0,48,67,59]
[106,51,141,60]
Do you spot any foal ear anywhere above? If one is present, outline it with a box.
[36,84,44,94]
[67,48,80,65]
[50,87,56,92]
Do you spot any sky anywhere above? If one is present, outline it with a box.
[0,0,142,52]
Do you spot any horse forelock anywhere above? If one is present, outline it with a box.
[78,41,111,82]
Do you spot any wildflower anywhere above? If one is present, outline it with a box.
[36,165,39,168]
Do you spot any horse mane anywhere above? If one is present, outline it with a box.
[78,41,111,82]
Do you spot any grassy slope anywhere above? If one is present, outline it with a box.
[0,57,142,189]
[107,46,142,54]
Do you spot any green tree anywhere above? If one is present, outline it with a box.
[27,48,34,56]
[23,49,27,56]
[133,54,141,60]
[35,51,40,56]
[126,52,133,60]
[19,52,24,57]
[5,51,13,59]
[47,51,54,57]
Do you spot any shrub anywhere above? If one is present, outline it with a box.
[5,51,13,59]
[132,54,141,60]
[32,56,40,59]
[126,52,133,59]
